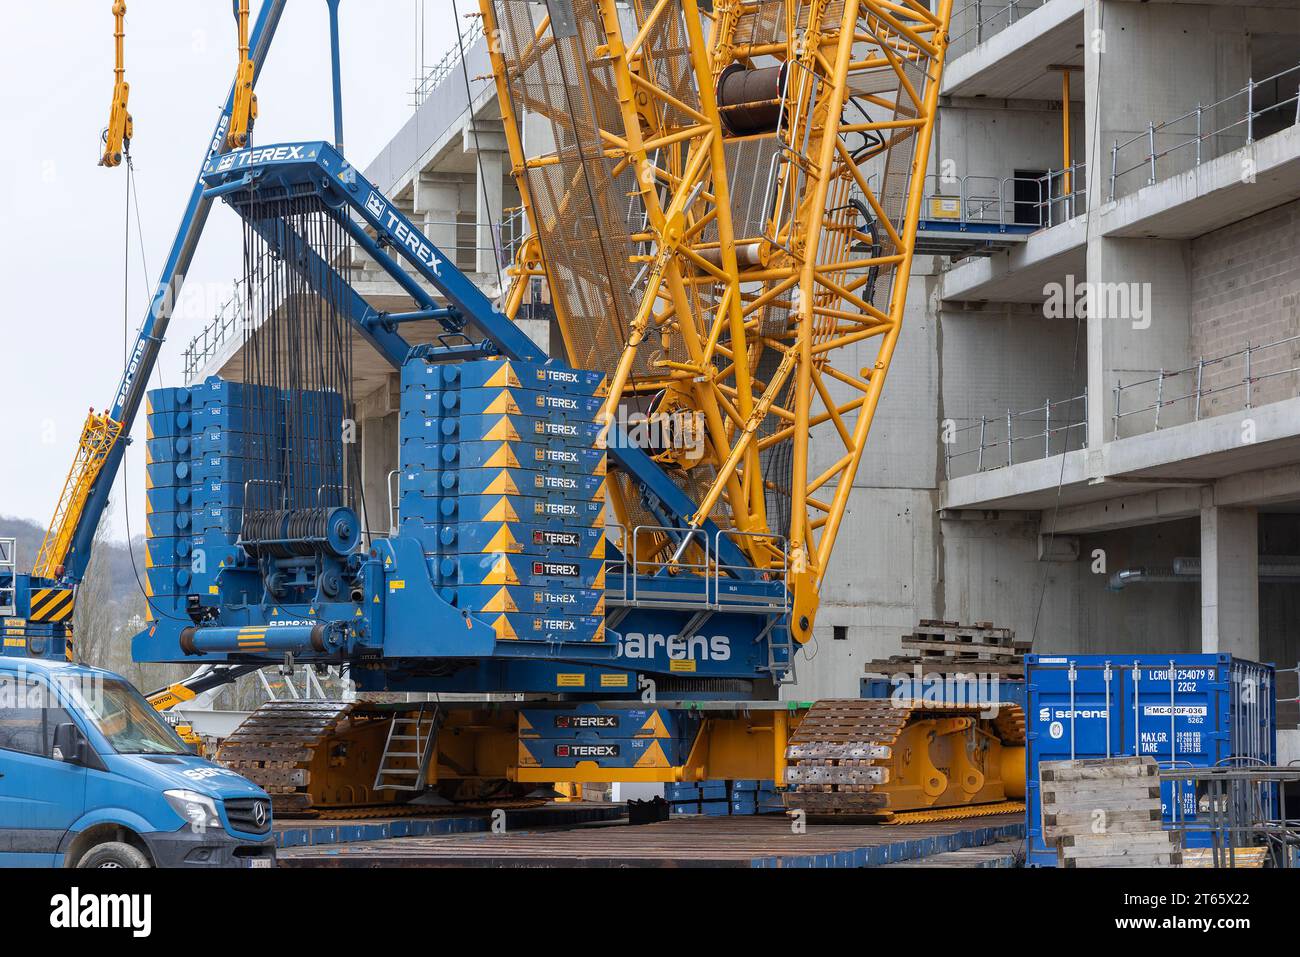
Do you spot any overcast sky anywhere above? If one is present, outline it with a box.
[0,1,458,543]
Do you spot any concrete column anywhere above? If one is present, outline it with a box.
[413,174,463,261]
[1200,499,1259,659]
[474,148,504,275]
[359,411,399,539]
[462,126,510,276]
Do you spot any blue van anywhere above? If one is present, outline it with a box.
[0,658,275,867]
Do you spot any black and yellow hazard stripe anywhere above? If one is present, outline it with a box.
[30,587,74,623]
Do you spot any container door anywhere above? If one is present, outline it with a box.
[1117,659,1222,828]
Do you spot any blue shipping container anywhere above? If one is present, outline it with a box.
[1025,653,1275,866]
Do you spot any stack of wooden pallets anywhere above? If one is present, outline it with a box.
[864,620,1030,678]
[1040,756,1182,868]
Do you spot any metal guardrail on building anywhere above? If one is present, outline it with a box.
[182,279,247,383]
[948,0,1053,56]
[1111,333,1300,439]
[919,166,1086,230]
[944,392,1087,479]
[412,16,486,108]
[1109,63,1300,200]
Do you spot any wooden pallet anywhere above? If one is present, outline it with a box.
[865,620,1027,677]
[1040,757,1182,868]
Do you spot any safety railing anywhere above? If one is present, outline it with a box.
[604,525,790,614]
[501,206,530,266]
[944,392,1087,479]
[911,165,1087,231]
[947,0,1053,57]
[1110,333,1300,440]
[182,278,248,383]
[412,16,486,108]
[1109,62,1300,201]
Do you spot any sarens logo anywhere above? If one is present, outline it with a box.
[616,632,731,661]
[1038,706,1108,721]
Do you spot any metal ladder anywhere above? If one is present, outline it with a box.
[373,704,440,792]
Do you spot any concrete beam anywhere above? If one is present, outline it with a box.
[461,126,509,155]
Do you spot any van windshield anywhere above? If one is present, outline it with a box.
[66,678,188,755]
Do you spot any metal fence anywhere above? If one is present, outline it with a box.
[944,392,1087,478]
[1111,333,1300,440]
[1161,765,1300,868]
[412,16,486,108]
[1110,62,1300,201]
[947,0,1053,57]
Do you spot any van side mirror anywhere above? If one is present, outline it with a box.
[52,722,86,765]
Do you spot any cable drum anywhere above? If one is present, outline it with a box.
[241,506,360,559]
[716,63,788,137]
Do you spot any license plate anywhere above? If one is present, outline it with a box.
[247,857,273,869]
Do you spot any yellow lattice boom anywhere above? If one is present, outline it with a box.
[485,0,953,640]
[33,410,124,581]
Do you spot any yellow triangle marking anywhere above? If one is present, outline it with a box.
[481,587,518,612]
[484,526,523,553]
[483,470,521,495]
[485,444,521,468]
[634,739,671,768]
[483,417,523,441]
[637,711,671,738]
[483,497,521,522]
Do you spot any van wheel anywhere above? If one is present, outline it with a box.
[78,842,151,869]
